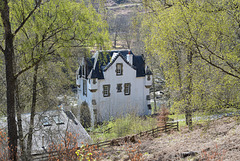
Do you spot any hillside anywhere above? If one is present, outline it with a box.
[101,117,240,160]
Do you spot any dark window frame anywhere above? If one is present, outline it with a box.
[103,84,110,97]
[124,83,131,95]
[116,83,122,92]
[83,79,87,96]
[146,95,150,100]
[116,63,123,76]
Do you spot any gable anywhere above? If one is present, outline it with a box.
[88,50,147,79]
[103,53,136,72]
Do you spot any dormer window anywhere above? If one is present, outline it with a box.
[52,115,64,125]
[116,63,123,76]
[41,116,52,126]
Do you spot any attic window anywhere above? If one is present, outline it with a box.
[116,63,123,76]
[41,116,52,126]
[124,83,131,95]
[103,85,110,97]
[52,115,64,125]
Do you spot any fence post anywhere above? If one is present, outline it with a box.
[177,121,179,131]
[152,129,154,137]
[165,124,167,133]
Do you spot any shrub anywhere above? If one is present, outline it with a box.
[48,132,79,160]
[201,144,226,161]
[158,107,170,127]
[91,113,157,142]
[76,144,104,161]
[125,140,143,161]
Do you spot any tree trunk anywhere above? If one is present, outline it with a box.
[16,78,27,161]
[185,51,193,130]
[0,0,18,160]
[26,64,39,160]
[113,31,118,48]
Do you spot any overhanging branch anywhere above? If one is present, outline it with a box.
[14,0,42,36]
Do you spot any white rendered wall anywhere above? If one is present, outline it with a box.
[77,76,94,126]
[92,56,151,122]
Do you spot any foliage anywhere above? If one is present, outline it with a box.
[142,0,240,128]
[201,144,226,161]
[0,130,9,160]
[125,140,143,161]
[80,102,91,128]
[158,107,170,127]
[10,0,110,72]
[76,144,104,161]
[48,132,79,160]
[91,113,157,142]
[0,0,111,159]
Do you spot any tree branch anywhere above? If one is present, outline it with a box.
[14,50,55,79]
[14,0,42,36]
[0,45,4,53]
[195,45,240,80]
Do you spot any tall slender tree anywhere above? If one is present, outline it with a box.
[0,0,109,160]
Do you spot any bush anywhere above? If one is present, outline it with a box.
[91,113,157,142]
[158,107,170,127]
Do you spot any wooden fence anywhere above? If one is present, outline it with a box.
[90,121,179,148]
[32,122,178,160]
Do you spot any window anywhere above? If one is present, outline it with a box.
[52,115,64,125]
[147,75,151,81]
[93,78,97,84]
[146,95,150,100]
[124,83,131,95]
[103,85,110,97]
[116,63,123,76]
[116,84,122,92]
[41,116,52,126]
[148,104,152,110]
[82,66,85,78]
[83,80,87,96]
[92,99,96,105]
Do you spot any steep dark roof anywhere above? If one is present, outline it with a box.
[84,50,148,79]
[103,53,136,71]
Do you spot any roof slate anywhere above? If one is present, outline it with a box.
[87,50,147,79]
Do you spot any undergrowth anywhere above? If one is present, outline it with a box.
[90,113,157,142]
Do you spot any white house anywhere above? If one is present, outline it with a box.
[76,50,152,125]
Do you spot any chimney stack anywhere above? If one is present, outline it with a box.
[127,50,133,65]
